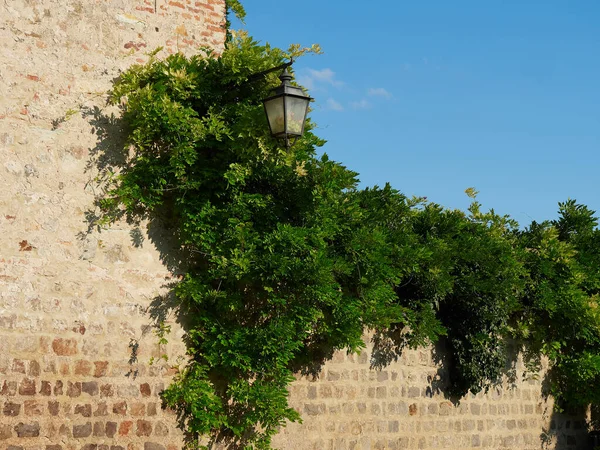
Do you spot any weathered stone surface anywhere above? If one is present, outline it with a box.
[39,380,52,396]
[82,381,99,396]
[136,419,152,437]
[48,401,60,416]
[0,424,12,439]
[144,444,166,450]
[74,403,92,417]
[112,401,127,415]
[72,422,92,438]
[4,401,21,416]
[52,338,78,356]
[67,382,81,398]
[14,422,40,437]
[24,399,43,415]
[19,378,36,395]
[105,421,118,438]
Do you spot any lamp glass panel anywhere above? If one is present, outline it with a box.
[285,96,310,136]
[264,96,285,136]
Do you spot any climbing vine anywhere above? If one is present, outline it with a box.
[95,24,600,450]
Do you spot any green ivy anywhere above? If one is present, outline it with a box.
[97,31,600,448]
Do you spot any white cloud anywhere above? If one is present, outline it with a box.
[368,87,392,99]
[296,74,315,91]
[350,99,370,110]
[326,98,344,111]
[308,68,344,87]
[297,68,344,92]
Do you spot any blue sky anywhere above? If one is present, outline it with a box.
[232,1,600,225]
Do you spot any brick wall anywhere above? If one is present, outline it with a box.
[274,343,588,450]
[0,1,590,449]
[0,1,225,448]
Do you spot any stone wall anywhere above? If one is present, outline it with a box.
[0,1,590,449]
[274,344,588,450]
[0,1,225,448]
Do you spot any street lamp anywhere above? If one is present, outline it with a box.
[263,68,312,148]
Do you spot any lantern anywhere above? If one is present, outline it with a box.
[263,68,312,148]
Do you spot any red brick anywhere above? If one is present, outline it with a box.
[195,1,214,9]
[139,383,151,397]
[48,401,60,416]
[169,1,185,8]
[12,359,26,373]
[24,400,43,415]
[72,322,86,335]
[135,6,155,13]
[74,360,92,375]
[40,336,52,354]
[94,361,109,377]
[409,403,418,416]
[119,420,133,436]
[113,401,127,415]
[60,362,70,375]
[52,338,78,356]
[19,378,36,396]
[0,380,17,395]
[39,380,51,396]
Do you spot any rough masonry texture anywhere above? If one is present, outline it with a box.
[0,1,590,449]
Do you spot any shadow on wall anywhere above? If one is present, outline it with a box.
[80,99,203,444]
[80,99,280,448]
[80,104,186,274]
[371,329,592,450]
[543,407,589,450]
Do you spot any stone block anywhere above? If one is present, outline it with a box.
[4,401,21,416]
[82,381,99,396]
[136,419,152,437]
[52,338,78,356]
[14,422,40,437]
[19,378,36,396]
[113,401,127,415]
[72,422,92,438]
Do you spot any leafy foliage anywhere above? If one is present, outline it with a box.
[517,201,600,408]
[97,32,600,448]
